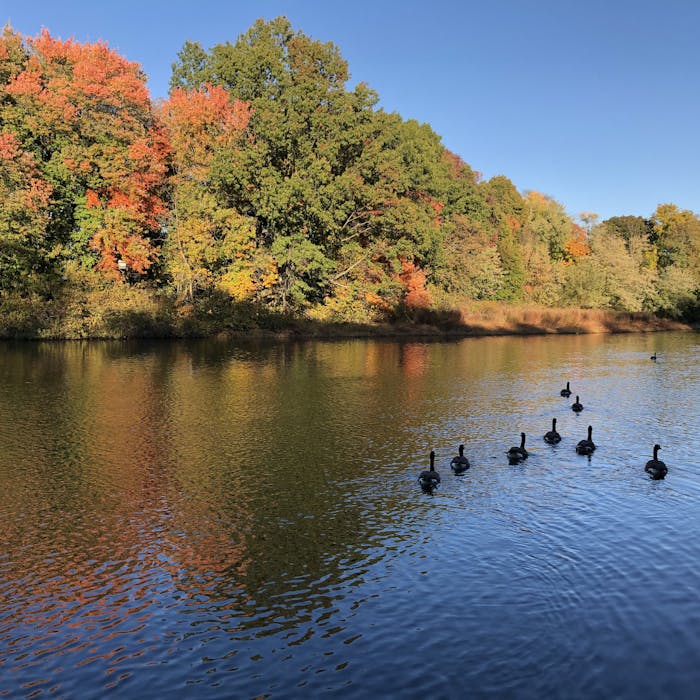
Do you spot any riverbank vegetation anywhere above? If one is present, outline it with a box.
[2,18,699,339]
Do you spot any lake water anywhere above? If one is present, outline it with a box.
[1,332,699,698]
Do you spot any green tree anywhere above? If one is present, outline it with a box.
[170,16,458,312]
[437,214,504,299]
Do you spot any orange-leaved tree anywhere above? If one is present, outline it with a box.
[1,27,168,279]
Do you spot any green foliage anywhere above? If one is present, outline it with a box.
[269,234,335,310]
[522,191,572,262]
[2,18,700,331]
[436,215,504,299]
[563,229,657,312]
[603,215,653,250]
[494,229,525,301]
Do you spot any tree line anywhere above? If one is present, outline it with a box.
[1,16,699,330]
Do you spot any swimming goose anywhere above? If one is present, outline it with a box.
[645,444,667,479]
[560,381,572,397]
[575,425,596,455]
[650,353,658,361]
[450,444,470,473]
[571,395,583,412]
[507,433,528,462]
[418,450,441,487]
[543,418,561,444]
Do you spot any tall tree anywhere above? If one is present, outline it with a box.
[170,16,457,312]
[650,203,700,274]
[1,28,169,278]
[160,84,274,301]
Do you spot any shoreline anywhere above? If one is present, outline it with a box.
[1,314,691,343]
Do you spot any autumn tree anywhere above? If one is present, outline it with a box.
[650,204,700,275]
[161,84,279,302]
[170,16,457,313]
[1,27,168,280]
[648,204,700,317]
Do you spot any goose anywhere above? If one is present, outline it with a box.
[571,395,583,412]
[645,444,668,479]
[543,418,561,444]
[450,444,470,473]
[575,425,596,455]
[560,381,572,397]
[650,353,658,362]
[507,432,528,462]
[418,450,441,488]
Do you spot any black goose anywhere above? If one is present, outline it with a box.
[575,425,596,455]
[560,381,572,397]
[543,418,561,444]
[507,432,528,462]
[450,444,470,473]
[645,444,668,479]
[571,395,583,412]
[650,353,658,362]
[418,450,441,488]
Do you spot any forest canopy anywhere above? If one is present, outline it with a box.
[1,18,699,337]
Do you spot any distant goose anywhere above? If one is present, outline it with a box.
[645,444,668,479]
[560,381,572,397]
[507,432,528,462]
[650,352,658,361]
[543,418,561,444]
[576,425,596,455]
[450,444,470,473]
[571,395,583,412]
[418,450,441,488]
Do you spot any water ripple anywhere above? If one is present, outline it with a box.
[1,334,700,697]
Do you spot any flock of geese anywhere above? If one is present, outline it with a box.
[418,355,668,490]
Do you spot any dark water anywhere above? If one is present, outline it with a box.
[1,332,699,698]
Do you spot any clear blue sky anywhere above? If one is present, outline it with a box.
[6,0,700,222]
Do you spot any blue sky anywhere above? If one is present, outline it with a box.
[6,0,700,222]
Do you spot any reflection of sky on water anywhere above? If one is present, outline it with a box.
[1,332,699,698]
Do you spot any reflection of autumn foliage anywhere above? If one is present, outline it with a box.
[0,346,258,686]
[399,342,428,378]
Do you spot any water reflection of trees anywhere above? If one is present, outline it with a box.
[1,331,644,658]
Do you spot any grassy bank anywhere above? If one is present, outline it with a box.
[0,287,691,341]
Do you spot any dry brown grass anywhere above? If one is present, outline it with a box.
[455,302,690,336]
[0,287,691,340]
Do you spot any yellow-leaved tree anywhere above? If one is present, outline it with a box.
[161,84,277,302]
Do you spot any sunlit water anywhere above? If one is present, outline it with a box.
[1,332,699,698]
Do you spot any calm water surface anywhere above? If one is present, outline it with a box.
[1,332,699,698]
